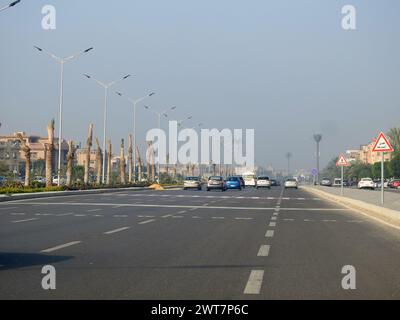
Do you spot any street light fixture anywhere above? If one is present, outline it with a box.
[0,0,21,13]
[83,73,131,184]
[313,133,322,185]
[144,105,177,182]
[115,91,156,182]
[34,45,93,185]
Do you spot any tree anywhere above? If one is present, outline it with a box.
[16,133,31,187]
[107,140,112,185]
[66,140,74,187]
[95,137,102,185]
[136,145,142,182]
[45,119,54,188]
[84,124,93,185]
[120,139,126,184]
[390,153,400,178]
[387,127,400,153]
[128,134,133,183]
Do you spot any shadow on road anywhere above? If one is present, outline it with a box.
[0,252,73,270]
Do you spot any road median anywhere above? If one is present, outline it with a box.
[301,186,400,229]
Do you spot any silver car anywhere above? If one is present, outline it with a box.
[183,176,202,190]
[284,178,298,189]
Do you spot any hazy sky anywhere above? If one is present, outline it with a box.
[1,0,399,171]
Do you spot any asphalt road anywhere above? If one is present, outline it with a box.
[0,186,400,299]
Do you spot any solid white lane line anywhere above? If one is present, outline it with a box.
[257,245,270,257]
[265,230,274,237]
[138,219,155,224]
[87,209,102,212]
[10,212,26,215]
[41,241,82,253]
[212,216,225,219]
[244,270,264,294]
[178,210,187,214]
[161,214,172,218]
[269,222,276,227]
[11,218,38,223]
[271,216,277,221]
[104,227,130,235]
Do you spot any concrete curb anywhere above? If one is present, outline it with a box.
[0,185,182,203]
[301,186,400,228]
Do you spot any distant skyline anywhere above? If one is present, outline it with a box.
[1,0,399,172]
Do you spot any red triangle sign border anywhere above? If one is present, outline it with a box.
[372,132,394,153]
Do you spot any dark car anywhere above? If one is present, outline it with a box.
[270,179,280,187]
[320,178,332,187]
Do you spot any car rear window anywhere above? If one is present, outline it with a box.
[209,176,222,181]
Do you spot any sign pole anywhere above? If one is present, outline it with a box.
[341,165,344,196]
[381,152,384,205]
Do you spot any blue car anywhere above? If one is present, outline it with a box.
[225,176,242,190]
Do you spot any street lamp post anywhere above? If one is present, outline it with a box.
[115,92,155,182]
[144,105,177,182]
[83,74,131,184]
[0,0,20,13]
[286,152,292,176]
[313,134,322,185]
[34,45,93,185]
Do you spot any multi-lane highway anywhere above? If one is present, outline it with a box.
[0,187,400,299]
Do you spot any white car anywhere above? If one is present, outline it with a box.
[284,178,298,189]
[183,176,202,190]
[256,176,271,189]
[358,178,375,190]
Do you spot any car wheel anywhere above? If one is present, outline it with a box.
[206,188,210,191]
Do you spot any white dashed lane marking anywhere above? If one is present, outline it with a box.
[104,227,131,235]
[11,218,38,223]
[138,219,155,224]
[41,241,82,253]
[244,270,264,295]
[257,245,270,257]
[269,222,276,227]
[265,230,274,238]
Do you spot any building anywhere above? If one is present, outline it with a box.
[0,132,68,174]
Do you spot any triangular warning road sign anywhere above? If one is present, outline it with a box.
[372,132,394,153]
[336,154,350,167]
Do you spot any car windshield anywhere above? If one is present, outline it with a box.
[227,177,239,181]
[362,178,372,181]
[185,177,199,181]
[286,179,296,182]
[209,176,222,181]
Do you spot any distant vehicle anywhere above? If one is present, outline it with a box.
[320,178,332,187]
[358,178,375,190]
[256,176,271,189]
[52,176,66,186]
[207,176,227,192]
[343,179,350,187]
[183,176,202,190]
[270,179,280,187]
[0,176,7,186]
[284,178,298,189]
[242,171,256,187]
[389,180,400,189]
[225,176,242,190]
[33,176,46,184]
[333,178,342,187]
[234,176,245,188]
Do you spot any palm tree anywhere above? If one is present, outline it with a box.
[146,141,151,182]
[136,145,142,182]
[128,134,133,183]
[45,119,54,188]
[95,137,102,185]
[66,140,74,187]
[120,139,126,184]
[387,127,400,153]
[16,133,31,187]
[107,140,112,185]
[84,124,93,185]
